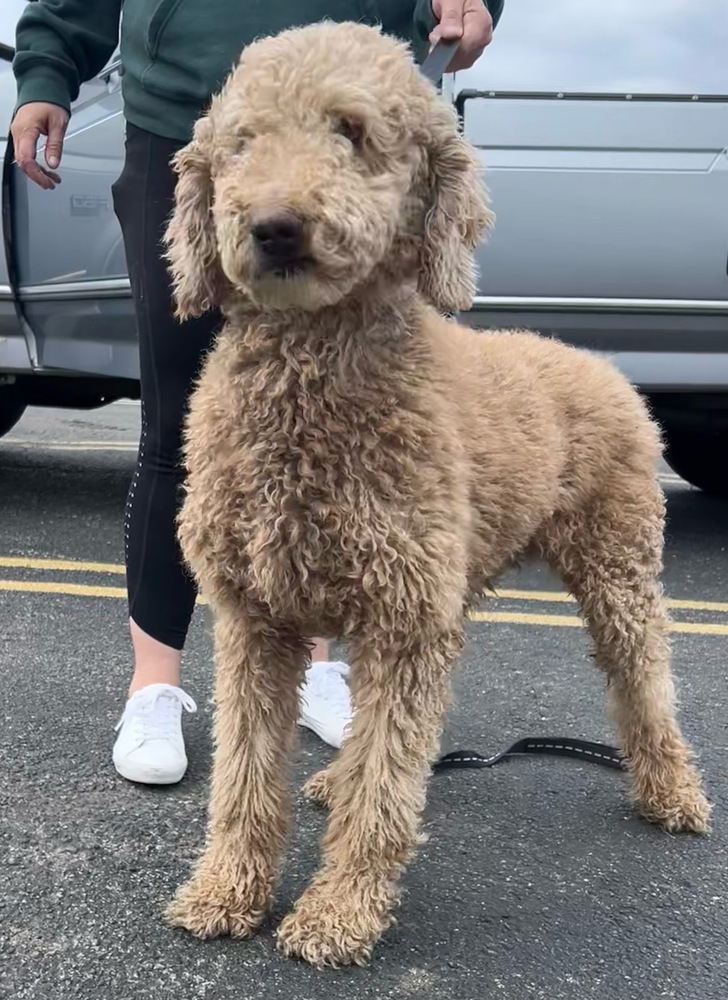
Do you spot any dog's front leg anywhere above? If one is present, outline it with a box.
[277,625,463,967]
[166,599,306,939]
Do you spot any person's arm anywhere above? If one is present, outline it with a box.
[11,0,122,190]
[415,0,504,71]
[13,0,122,113]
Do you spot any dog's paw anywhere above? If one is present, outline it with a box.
[302,768,334,809]
[165,869,271,939]
[276,906,378,968]
[637,787,712,834]
[632,765,712,834]
[276,877,395,968]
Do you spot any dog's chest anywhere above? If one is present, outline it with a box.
[185,344,428,624]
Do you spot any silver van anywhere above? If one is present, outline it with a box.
[1,1,727,496]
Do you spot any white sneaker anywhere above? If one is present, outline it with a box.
[298,661,353,749]
[113,683,197,785]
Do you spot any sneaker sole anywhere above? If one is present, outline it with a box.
[297,712,347,750]
[113,756,188,786]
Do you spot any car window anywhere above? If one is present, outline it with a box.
[457,0,728,96]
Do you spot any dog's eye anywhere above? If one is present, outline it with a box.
[233,129,253,152]
[334,116,364,150]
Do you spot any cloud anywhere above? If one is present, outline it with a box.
[459,0,728,94]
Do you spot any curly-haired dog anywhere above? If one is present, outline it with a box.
[162,21,710,967]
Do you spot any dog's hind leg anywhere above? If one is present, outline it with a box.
[302,766,335,809]
[166,598,307,939]
[277,622,463,967]
[535,475,711,834]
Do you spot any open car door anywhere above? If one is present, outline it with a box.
[3,48,137,381]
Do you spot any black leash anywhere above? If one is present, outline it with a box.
[420,38,460,84]
[434,737,626,772]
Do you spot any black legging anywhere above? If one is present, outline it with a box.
[112,123,218,650]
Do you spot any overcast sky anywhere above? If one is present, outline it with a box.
[2,0,727,93]
[461,0,728,94]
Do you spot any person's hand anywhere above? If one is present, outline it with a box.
[10,102,69,190]
[430,0,494,71]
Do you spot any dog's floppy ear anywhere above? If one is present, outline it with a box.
[418,117,494,313]
[164,115,228,320]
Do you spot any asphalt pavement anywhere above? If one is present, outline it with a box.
[1,403,727,1000]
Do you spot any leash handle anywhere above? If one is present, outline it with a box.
[420,38,459,83]
[434,737,626,772]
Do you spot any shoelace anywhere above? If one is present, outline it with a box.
[114,684,197,742]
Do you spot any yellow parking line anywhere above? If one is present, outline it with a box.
[0,578,209,605]
[3,439,137,452]
[667,621,728,636]
[4,439,136,447]
[472,610,582,628]
[0,559,726,614]
[496,588,728,615]
[1,579,726,635]
[470,610,728,636]
[0,556,125,574]
[0,579,127,599]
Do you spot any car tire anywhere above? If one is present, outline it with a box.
[664,424,728,500]
[0,384,27,439]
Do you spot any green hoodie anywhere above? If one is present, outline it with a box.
[13,0,504,142]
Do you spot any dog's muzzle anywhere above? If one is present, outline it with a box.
[251,211,310,275]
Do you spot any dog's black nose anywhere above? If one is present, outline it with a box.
[251,213,305,265]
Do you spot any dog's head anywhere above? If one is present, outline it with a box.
[165,21,493,318]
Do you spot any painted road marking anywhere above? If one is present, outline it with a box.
[0,556,126,574]
[1,578,727,636]
[470,610,728,636]
[1,557,725,614]
[496,588,728,615]
[4,439,137,452]
[0,579,127,599]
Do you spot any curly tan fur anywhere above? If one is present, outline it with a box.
[162,21,711,968]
